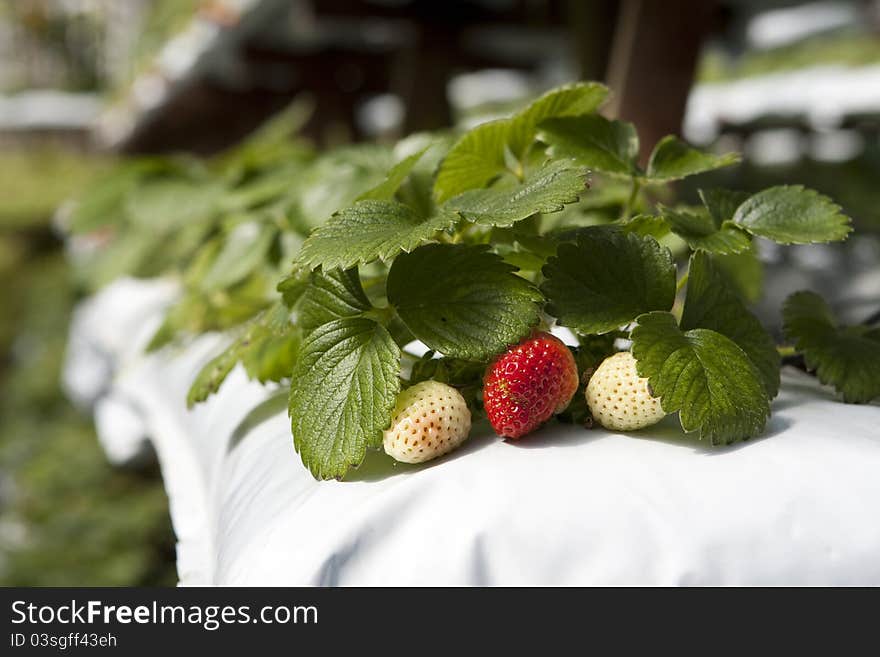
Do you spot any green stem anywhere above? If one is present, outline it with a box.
[671,299,683,323]
[507,157,526,183]
[363,305,396,326]
[621,178,641,220]
[676,270,689,294]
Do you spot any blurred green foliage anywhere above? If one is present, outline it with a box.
[0,148,110,228]
[699,29,880,83]
[132,0,201,69]
[680,143,880,233]
[0,205,176,588]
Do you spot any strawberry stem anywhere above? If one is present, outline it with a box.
[676,270,689,294]
[621,178,641,220]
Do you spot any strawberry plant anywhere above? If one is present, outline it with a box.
[68,81,879,481]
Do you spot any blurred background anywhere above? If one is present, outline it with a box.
[1,0,878,586]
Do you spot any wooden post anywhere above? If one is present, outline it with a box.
[605,0,715,162]
[566,0,619,82]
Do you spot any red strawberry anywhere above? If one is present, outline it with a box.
[483,332,579,439]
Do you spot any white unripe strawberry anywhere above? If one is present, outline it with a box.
[383,381,472,464]
[585,351,665,431]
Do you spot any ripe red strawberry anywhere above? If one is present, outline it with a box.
[483,332,579,439]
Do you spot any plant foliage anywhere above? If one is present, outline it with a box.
[68,82,865,480]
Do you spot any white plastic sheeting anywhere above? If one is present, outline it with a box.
[65,278,880,585]
[684,65,880,143]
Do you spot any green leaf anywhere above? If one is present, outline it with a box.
[507,82,608,158]
[241,302,299,384]
[714,246,764,303]
[387,244,542,359]
[620,214,671,239]
[538,115,639,178]
[187,340,242,408]
[295,145,395,229]
[645,136,739,182]
[444,161,588,228]
[434,119,513,203]
[79,227,162,291]
[296,200,456,270]
[298,267,373,333]
[186,304,299,405]
[357,147,429,201]
[408,353,486,389]
[631,312,771,445]
[681,252,780,397]
[658,205,751,254]
[277,269,310,308]
[199,222,277,292]
[241,326,299,384]
[68,163,142,233]
[394,141,449,219]
[699,188,750,224]
[732,185,852,244]
[289,318,400,480]
[782,291,880,403]
[219,165,298,213]
[542,229,675,334]
[433,83,607,203]
[125,178,220,231]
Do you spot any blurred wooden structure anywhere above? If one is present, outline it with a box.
[100,0,718,154]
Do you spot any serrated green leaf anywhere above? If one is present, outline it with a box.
[507,82,608,158]
[241,327,299,384]
[732,185,852,244]
[434,119,513,203]
[620,214,671,239]
[240,302,299,384]
[387,244,542,359]
[542,229,675,334]
[631,312,771,445]
[187,340,242,408]
[645,136,739,182]
[498,245,546,273]
[187,304,299,406]
[782,291,880,403]
[296,145,395,229]
[151,270,273,352]
[538,115,639,178]
[714,245,764,303]
[289,318,400,480]
[658,205,751,254]
[200,222,277,292]
[277,268,310,308]
[433,83,607,204]
[445,161,588,227]
[357,147,429,201]
[681,252,780,397]
[298,267,373,333]
[699,188,750,224]
[408,353,485,389]
[297,200,456,270]
[395,140,450,219]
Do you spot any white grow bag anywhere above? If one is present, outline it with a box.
[65,278,880,585]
